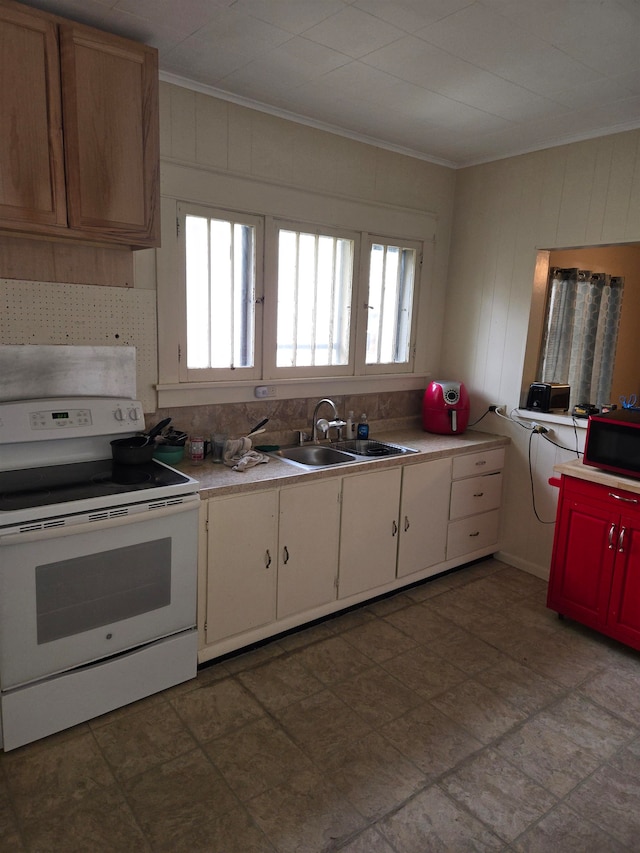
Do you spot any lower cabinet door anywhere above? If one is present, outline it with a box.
[547,495,614,631]
[397,457,451,578]
[608,515,640,649]
[338,467,402,599]
[277,478,341,619]
[206,491,278,644]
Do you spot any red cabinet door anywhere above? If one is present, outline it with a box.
[607,514,640,650]
[547,493,616,631]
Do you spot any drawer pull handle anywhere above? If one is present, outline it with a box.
[608,492,638,504]
[283,545,289,564]
[469,531,480,537]
[473,492,484,497]
[265,549,272,569]
[619,527,626,553]
[609,523,617,549]
[475,460,487,466]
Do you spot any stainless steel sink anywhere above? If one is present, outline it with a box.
[270,439,418,470]
[272,445,359,469]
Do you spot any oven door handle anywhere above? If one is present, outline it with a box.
[0,496,200,545]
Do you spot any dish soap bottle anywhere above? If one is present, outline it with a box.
[346,411,354,440]
[357,413,369,439]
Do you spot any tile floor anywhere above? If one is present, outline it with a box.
[3,557,640,851]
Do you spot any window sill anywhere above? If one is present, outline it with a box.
[515,409,589,429]
[156,373,430,408]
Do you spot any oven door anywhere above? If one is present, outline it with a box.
[0,497,199,689]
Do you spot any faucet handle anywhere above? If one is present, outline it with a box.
[297,430,311,445]
[316,418,330,439]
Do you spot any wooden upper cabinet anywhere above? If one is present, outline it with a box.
[0,0,160,248]
[0,3,67,228]
[60,24,159,246]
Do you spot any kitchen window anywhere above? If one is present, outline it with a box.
[364,238,419,371]
[175,202,421,385]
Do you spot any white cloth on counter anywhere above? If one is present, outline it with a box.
[223,437,270,472]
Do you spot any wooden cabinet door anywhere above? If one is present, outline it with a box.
[59,22,160,246]
[338,467,402,599]
[277,478,340,619]
[206,491,277,644]
[0,2,66,229]
[547,493,615,631]
[397,458,450,578]
[608,513,640,650]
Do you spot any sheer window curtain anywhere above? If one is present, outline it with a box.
[538,267,624,408]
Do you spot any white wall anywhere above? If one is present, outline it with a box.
[441,130,640,577]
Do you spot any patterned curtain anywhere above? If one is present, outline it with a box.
[538,267,624,407]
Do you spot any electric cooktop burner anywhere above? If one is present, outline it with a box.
[0,458,190,511]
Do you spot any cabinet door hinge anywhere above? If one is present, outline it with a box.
[178,343,182,363]
[176,217,180,238]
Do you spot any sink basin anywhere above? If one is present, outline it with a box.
[331,439,418,458]
[272,445,358,469]
[270,439,419,470]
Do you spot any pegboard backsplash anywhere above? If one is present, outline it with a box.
[0,280,157,412]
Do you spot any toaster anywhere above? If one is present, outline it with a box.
[525,382,570,413]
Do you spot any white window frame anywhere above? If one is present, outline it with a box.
[356,234,422,376]
[177,202,264,383]
[263,217,360,380]
[161,200,427,399]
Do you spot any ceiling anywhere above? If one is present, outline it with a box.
[20,0,640,168]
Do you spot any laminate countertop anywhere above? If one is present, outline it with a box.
[177,426,510,501]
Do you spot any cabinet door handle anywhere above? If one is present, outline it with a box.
[392,520,398,536]
[609,523,617,550]
[608,492,638,504]
[619,527,626,553]
[283,545,289,564]
[469,531,480,537]
[265,549,272,569]
[404,515,410,532]
[473,492,484,497]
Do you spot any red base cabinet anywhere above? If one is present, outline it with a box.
[548,475,640,651]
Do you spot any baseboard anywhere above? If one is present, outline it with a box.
[495,549,549,581]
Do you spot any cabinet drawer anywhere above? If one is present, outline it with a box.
[452,447,504,480]
[447,510,500,560]
[450,472,503,520]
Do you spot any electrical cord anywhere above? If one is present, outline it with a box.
[468,408,491,427]
[527,430,557,524]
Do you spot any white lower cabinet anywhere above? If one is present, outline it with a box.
[277,478,341,619]
[397,457,451,578]
[205,478,340,646]
[447,448,504,561]
[338,467,402,599]
[206,490,278,645]
[201,443,506,661]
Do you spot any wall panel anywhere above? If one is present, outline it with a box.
[443,129,640,578]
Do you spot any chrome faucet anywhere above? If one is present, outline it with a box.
[311,398,346,443]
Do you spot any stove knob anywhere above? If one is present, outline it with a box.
[114,407,125,421]
[128,407,141,422]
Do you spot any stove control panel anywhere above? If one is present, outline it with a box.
[30,408,93,430]
[0,398,145,443]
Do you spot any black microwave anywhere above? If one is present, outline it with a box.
[584,409,640,479]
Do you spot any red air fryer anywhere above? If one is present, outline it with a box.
[422,380,470,435]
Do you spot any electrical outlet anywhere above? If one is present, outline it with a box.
[489,404,506,415]
[531,422,548,434]
[254,385,277,399]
